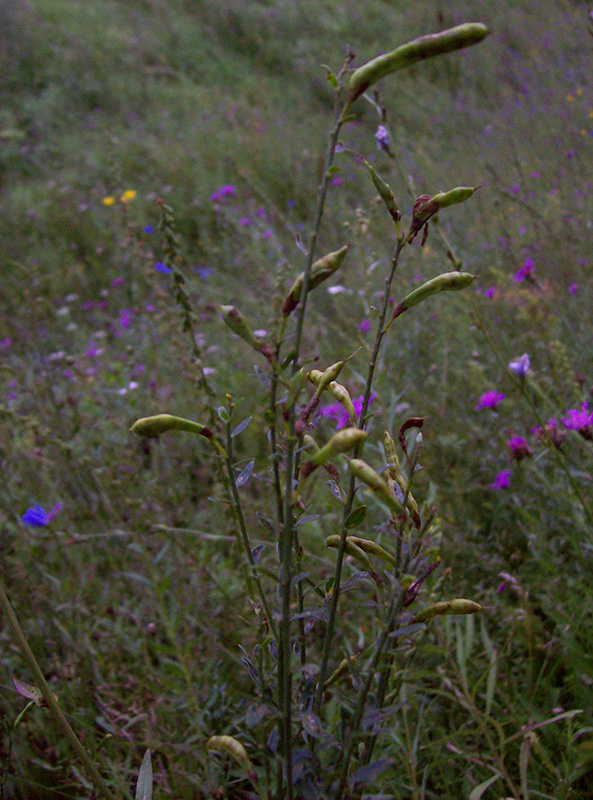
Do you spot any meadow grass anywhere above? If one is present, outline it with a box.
[1,0,593,797]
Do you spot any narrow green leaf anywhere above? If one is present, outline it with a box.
[468,771,501,800]
[345,505,367,529]
[135,749,153,800]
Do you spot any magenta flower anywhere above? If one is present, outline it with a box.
[476,391,505,410]
[358,319,371,334]
[508,353,530,377]
[210,184,236,203]
[491,470,511,489]
[562,402,593,439]
[320,393,376,430]
[513,258,534,282]
[508,435,532,461]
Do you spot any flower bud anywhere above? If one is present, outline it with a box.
[347,23,489,105]
[282,245,349,316]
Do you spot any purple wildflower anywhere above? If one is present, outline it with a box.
[320,393,376,430]
[0,338,12,349]
[375,125,390,152]
[144,225,154,234]
[483,287,496,298]
[508,353,530,377]
[513,258,534,282]
[562,402,593,439]
[155,262,172,274]
[508,435,533,461]
[119,309,132,329]
[112,276,125,287]
[22,503,63,527]
[476,390,505,410]
[491,470,511,489]
[210,184,236,203]
[358,319,371,334]
[569,281,578,295]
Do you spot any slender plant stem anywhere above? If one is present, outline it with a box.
[224,419,279,641]
[275,84,348,799]
[0,578,117,800]
[313,235,405,714]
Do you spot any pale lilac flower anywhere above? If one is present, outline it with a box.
[476,391,505,410]
[375,124,390,152]
[491,470,511,489]
[569,282,578,295]
[508,353,530,377]
[119,309,132,329]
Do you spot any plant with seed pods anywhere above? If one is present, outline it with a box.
[124,20,490,800]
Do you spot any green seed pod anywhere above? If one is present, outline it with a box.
[383,431,421,529]
[221,305,260,347]
[221,305,275,362]
[326,381,357,425]
[282,245,349,316]
[361,157,401,224]
[310,428,368,467]
[324,652,360,689]
[346,535,397,567]
[207,735,257,783]
[349,458,405,516]
[413,598,483,624]
[318,360,346,391]
[431,185,480,210]
[347,23,489,105]
[306,369,325,387]
[326,534,373,572]
[130,414,213,439]
[383,431,401,481]
[385,272,475,329]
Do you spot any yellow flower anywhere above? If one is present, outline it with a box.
[102,196,115,206]
[120,190,137,203]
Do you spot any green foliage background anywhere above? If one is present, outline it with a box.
[1,0,592,797]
